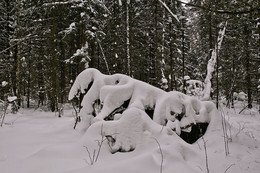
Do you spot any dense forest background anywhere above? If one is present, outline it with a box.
[0,0,259,111]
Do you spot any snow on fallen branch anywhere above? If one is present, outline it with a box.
[69,68,224,152]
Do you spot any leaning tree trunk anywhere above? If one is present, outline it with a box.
[201,22,227,101]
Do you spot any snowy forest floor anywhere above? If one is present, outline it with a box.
[0,102,260,173]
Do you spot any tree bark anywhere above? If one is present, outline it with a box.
[126,0,131,76]
[27,58,31,108]
[244,25,252,109]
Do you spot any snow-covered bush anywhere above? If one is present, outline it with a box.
[186,80,204,97]
[180,78,204,98]
[69,68,222,152]
[233,91,247,101]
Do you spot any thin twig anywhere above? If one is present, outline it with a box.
[239,104,249,114]
[196,141,202,150]
[224,164,235,173]
[84,124,106,165]
[95,124,105,162]
[83,146,94,165]
[219,105,230,156]
[0,102,8,127]
[202,137,209,173]
[235,122,246,137]
[72,100,80,129]
[153,137,164,173]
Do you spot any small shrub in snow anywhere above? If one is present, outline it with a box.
[84,124,106,164]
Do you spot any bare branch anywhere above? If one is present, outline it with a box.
[224,164,235,173]
[202,137,209,173]
[153,137,164,173]
[0,102,8,127]
[158,0,180,24]
[95,124,105,162]
[83,146,95,165]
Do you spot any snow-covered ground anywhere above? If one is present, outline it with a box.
[0,103,259,173]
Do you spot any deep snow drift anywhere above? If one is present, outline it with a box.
[0,104,259,173]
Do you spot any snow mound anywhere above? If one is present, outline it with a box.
[69,68,234,150]
[69,68,218,136]
[7,96,17,102]
[58,68,260,173]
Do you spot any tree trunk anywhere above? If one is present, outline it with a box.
[208,13,213,58]
[59,42,65,104]
[216,34,219,108]
[16,44,22,106]
[231,56,235,108]
[202,22,227,101]
[181,10,185,93]
[126,0,131,76]
[12,46,18,97]
[15,0,22,106]
[244,25,252,109]
[149,0,158,86]
[258,0,260,112]
[169,0,177,91]
[27,58,31,108]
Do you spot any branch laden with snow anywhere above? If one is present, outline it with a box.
[65,42,90,65]
[202,21,227,101]
[69,68,223,152]
[181,78,204,98]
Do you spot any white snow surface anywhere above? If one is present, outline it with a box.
[1,81,8,87]
[1,68,259,173]
[0,103,260,173]
[233,91,248,101]
[7,96,17,102]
